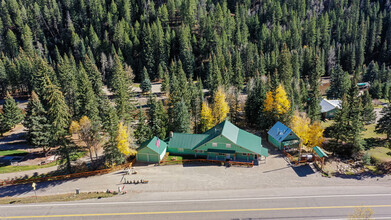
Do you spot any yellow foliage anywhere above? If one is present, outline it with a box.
[290,111,325,150]
[264,91,274,112]
[348,207,374,220]
[212,87,230,124]
[307,121,325,148]
[290,111,310,145]
[274,85,290,115]
[200,101,214,132]
[116,122,136,156]
[263,85,290,115]
[79,116,91,129]
[69,121,80,134]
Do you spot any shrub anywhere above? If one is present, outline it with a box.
[362,152,371,165]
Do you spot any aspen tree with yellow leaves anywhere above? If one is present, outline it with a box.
[290,111,325,151]
[116,122,137,157]
[212,87,230,124]
[264,84,291,127]
[200,101,214,132]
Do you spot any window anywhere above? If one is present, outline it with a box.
[212,143,217,147]
[226,144,231,148]
[243,153,248,156]
[219,153,225,156]
[178,148,184,152]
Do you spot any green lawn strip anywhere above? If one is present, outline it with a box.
[167,155,183,161]
[0,161,58,174]
[368,147,391,164]
[0,192,115,204]
[0,150,28,156]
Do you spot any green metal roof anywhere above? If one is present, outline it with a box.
[201,120,268,157]
[313,146,328,158]
[138,136,167,155]
[207,149,235,154]
[167,120,268,157]
[168,133,209,149]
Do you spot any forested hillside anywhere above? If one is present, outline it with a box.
[1,0,391,168]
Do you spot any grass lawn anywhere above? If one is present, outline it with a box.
[363,124,386,139]
[0,161,58,174]
[167,155,183,161]
[0,192,115,204]
[0,150,28,156]
[368,147,391,164]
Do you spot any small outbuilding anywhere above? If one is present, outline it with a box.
[136,136,167,163]
[267,122,300,150]
[320,98,341,119]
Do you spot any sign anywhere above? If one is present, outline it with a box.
[32,182,36,191]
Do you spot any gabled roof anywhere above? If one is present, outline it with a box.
[168,120,268,156]
[202,120,266,156]
[267,122,296,143]
[138,136,167,155]
[313,146,328,158]
[320,99,341,113]
[168,133,209,149]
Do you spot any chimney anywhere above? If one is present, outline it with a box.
[169,131,173,138]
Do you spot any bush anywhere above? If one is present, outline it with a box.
[140,78,151,93]
[362,152,371,165]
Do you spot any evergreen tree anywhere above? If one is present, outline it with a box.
[327,65,350,99]
[140,67,152,93]
[135,108,152,144]
[24,92,51,152]
[44,82,70,145]
[362,90,376,124]
[307,55,322,121]
[77,64,99,121]
[245,76,267,128]
[376,106,391,140]
[0,92,24,136]
[172,100,190,133]
[148,96,168,139]
[111,54,136,122]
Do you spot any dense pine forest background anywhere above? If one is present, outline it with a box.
[1,0,391,168]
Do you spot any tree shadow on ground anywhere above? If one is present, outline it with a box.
[363,138,388,150]
[291,165,316,177]
[0,177,80,197]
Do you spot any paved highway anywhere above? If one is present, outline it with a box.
[1,186,391,219]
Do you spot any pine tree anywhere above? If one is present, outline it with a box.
[0,92,24,136]
[376,106,391,140]
[135,109,152,144]
[148,96,168,139]
[161,70,170,94]
[5,29,18,57]
[24,92,51,152]
[77,64,99,121]
[172,100,190,133]
[307,55,322,121]
[111,54,136,122]
[327,65,350,99]
[362,90,376,124]
[245,76,266,127]
[44,82,70,145]
[0,59,7,95]
[140,67,152,93]
[278,44,293,92]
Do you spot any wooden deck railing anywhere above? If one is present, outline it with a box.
[0,158,136,186]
